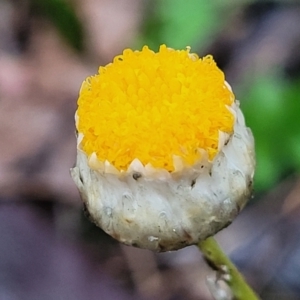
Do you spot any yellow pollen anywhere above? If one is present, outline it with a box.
[77,44,235,172]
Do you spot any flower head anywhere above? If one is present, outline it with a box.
[71,45,255,251]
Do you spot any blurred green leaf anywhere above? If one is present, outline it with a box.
[242,77,300,191]
[31,0,84,51]
[138,0,226,50]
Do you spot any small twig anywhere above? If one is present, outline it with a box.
[198,237,260,300]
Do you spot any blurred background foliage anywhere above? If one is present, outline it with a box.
[242,76,300,191]
[31,0,84,51]
[137,0,223,50]
[2,0,300,299]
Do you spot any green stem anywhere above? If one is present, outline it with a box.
[198,237,260,300]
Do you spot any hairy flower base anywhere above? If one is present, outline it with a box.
[71,101,255,252]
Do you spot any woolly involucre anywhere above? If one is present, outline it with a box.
[71,46,255,252]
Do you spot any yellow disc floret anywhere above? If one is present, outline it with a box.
[77,44,235,172]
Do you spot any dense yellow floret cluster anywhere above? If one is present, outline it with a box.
[77,44,235,172]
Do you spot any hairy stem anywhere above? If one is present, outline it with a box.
[198,237,260,300]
